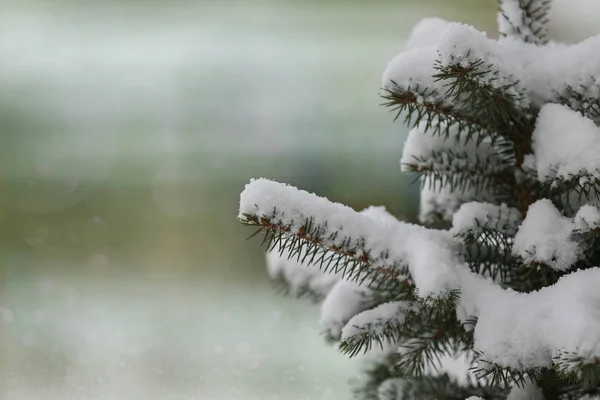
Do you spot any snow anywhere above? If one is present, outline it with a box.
[526,33,600,108]
[340,301,413,341]
[383,22,530,110]
[512,199,580,271]
[381,45,441,99]
[405,17,451,50]
[574,204,600,230]
[457,267,600,369]
[320,280,371,339]
[532,104,600,185]
[452,202,522,236]
[436,23,529,108]
[361,205,403,226]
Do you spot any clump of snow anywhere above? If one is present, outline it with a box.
[405,18,452,50]
[498,37,560,70]
[361,205,402,226]
[341,301,413,341]
[437,23,529,109]
[512,199,580,271]
[321,280,372,339]
[381,46,443,100]
[526,33,600,108]
[452,202,521,236]
[532,104,600,184]
[469,267,600,369]
[574,205,600,230]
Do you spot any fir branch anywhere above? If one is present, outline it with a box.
[406,149,515,199]
[498,0,552,45]
[510,261,564,292]
[433,61,530,135]
[538,172,600,204]
[573,227,600,266]
[381,83,504,146]
[339,302,418,358]
[241,211,410,291]
[471,357,531,389]
[457,228,517,283]
[239,179,465,299]
[339,291,474,370]
[553,350,600,386]
[557,77,600,125]
[388,292,475,378]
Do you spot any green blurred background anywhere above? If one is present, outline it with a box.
[0,1,597,399]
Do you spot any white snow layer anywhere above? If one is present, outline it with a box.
[436,23,528,108]
[527,33,600,108]
[383,22,529,109]
[464,267,600,369]
[381,46,442,99]
[575,204,600,230]
[320,280,371,339]
[404,17,452,50]
[383,19,600,119]
[512,199,580,270]
[240,178,463,298]
[533,104,600,184]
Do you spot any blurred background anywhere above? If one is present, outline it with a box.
[1,1,598,399]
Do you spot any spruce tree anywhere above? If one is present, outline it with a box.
[238,1,600,399]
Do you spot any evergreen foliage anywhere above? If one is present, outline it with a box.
[238,1,600,399]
